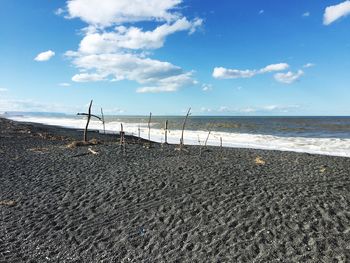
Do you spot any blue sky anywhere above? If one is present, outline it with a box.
[1,0,350,115]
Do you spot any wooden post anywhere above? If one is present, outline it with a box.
[120,123,126,153]
[138,124,141,143]
[164,120,168,144]
[179,108,191,150]
[204,131,211,147]
[101,107,105,135]
[220,137,223,157]
[148,112,152,143]
[120,123,125,146]
[83,100,93,142]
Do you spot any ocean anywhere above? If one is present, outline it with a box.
[4,113,350,157]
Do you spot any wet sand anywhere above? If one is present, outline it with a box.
[1,117,350,262]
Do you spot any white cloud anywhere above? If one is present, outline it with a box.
[303,63,315,68]
[0,98,82,113]
[200,107,212,113]
[202,84,213,92]
[242,105,301,113]
[72,73,108,82]
[274,70,304,84]
[55,8,65,16]
[259,10,264,15]
[213,67,256,79]
[69,53,195,91]
[0,88,8,92]
[79,17,202,54]
[60,0,201,93]
[136,86,177,93]
[66,0,182,27]
[259,63,289,73]
[324,1,350,25]
[58,83,71,87]
[34,50,55,62]
[213,63,289,79]
[199,105,301,114]
[302,12,310,17]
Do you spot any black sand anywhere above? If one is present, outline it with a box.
[1,117,350,262]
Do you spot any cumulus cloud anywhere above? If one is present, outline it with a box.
[274,70,304,84]
[34,50,55,62]
[60,0,201,93]
[212,63,289,79]
[213,67,256,79]
[72,73,108,82]
[66,0,183,27]
[69,53,195,91]
[324,1,350,25]
[79,17,202,54]
[259,63,289,73]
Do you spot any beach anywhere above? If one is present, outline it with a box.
[1,117,350,262]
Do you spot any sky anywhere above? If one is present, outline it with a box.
[0,0,350,116]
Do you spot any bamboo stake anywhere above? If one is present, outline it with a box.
[101,108,105,135]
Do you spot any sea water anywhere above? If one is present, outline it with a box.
[4,113,350,157]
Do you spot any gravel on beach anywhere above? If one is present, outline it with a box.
[1,117,350,262]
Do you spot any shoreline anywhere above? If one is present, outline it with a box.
[4,115,350,158]
[1,117,350,261]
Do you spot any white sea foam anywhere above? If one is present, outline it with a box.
[7,115,350,158]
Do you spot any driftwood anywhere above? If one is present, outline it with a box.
[148,112,152,142]
[77,100,102,142]
[84,100,92,142]
[88,147,99,155]
[220,137,223,158]
[0,200,16,207]
[144,112,152,148]
[164,120,168,144]
[66,138,101,149]
[120,124,125,145]
[204,131,211,147]
[178,107,191,151]
[255,156,266,165]
[77,113,102,121]
[101,108,106,134]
